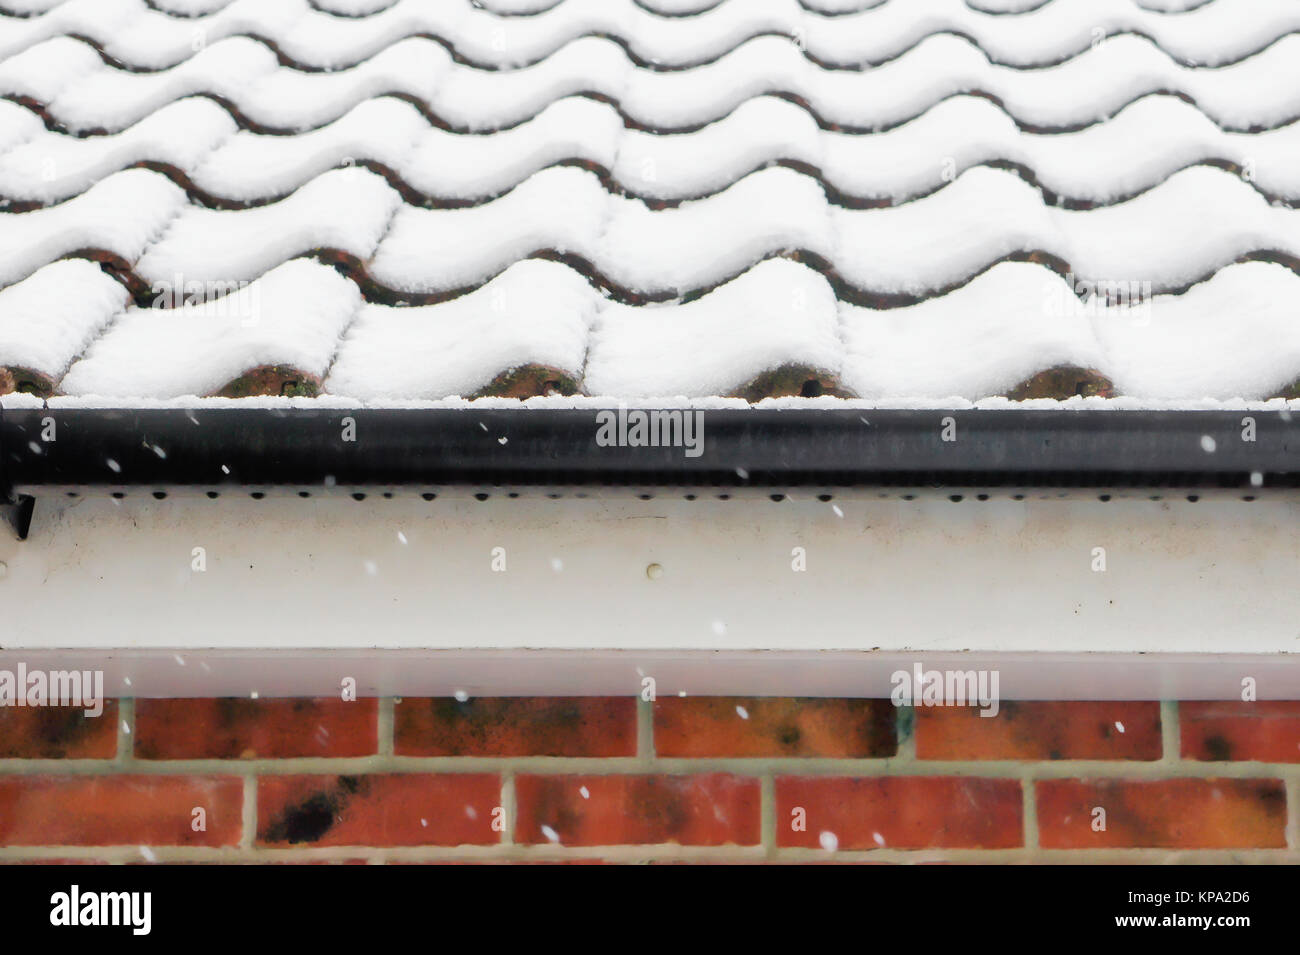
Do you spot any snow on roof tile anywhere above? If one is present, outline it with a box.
[325,258,594,400]
[0,258,127,395]
[0,0,1299,404]
[59,258,360,398]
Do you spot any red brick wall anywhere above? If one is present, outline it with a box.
[0,698,1296,862]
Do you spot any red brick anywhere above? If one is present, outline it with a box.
[1,859,109,865]
[0,702,118,758]
[409,860,608,865]
[0,776,242,846]
[1181,701,1300,762]
[1036,778,1287,849]
[655,697,895,758]
[915,701,1161,761]
[515,774,760,847]
[257,774,500,847]
[776,776,1023,849]
[134,860,370,866]
[394,697,635,757]
[135,697,377,759]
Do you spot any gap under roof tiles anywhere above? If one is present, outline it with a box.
[0,0,1299,405]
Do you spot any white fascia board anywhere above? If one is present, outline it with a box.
[0,490,1296,696]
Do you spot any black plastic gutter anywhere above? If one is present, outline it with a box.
[2,406,1298,495]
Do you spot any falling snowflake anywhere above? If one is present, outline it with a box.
[819,831,838,851]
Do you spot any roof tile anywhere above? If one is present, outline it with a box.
[1,0,1298,404]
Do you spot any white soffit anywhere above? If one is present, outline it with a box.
[1,491,1295,663]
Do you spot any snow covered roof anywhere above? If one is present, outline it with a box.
[2,0,1300,405]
